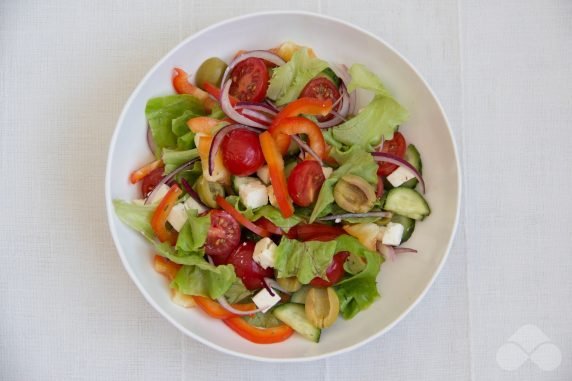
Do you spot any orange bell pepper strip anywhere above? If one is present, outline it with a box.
[270,117,326,160]
[129,159,164,184]
[268,98,332,155]
[193,296,258,319]
[202,82,239,106]
[259,132,294,218]
[223,316,294,344]
[151,184,182,245]
[172,68,217,112]
[153,255,181,281]
[216,196,270,238]
[187,116,220,134]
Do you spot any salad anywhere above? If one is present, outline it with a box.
[114,41,430,344]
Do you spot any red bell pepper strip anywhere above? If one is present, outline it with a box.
[172,68,217,111]
[270,117,326,159]
[216,196,270,238]
[130,160,164,184]
[193,296,258,319]
[258,132,294,218]
[151,184,182,245]
[202,82,239,106]
[223,316,294,344]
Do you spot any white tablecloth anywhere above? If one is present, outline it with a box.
[1,1,571,380]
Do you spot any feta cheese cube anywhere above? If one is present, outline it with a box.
[381,222,404,246]
[184,196,208,214]
[252,287,281,313]
[238,179,268,209]
[132,199,145,206]
[253,237,278,269]
[167,203,188,232]
[387,167,416,188]
[256,165,270,185]
[147,184,170,204]
[322,167,333,179]
[267,185,279,208]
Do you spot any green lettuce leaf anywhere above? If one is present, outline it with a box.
[162,148,199,173]
[267,48,329,106]
[333,235,383,319]
[175,209,210,255]
[310,146,379,222]
[224,196,303,231]
[171,256,236,299]
[145,95,205,155]
[330,64,408,151]
[274,237,338,284]
[223,278,253,303]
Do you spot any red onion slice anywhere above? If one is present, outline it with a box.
[318,211,391,222]
[330,64,356,115]
[146,124,157,155]
[291,135,323,165]
[263,278,290,294]
[240,108,273,125]
[144,158,199,205]
[220,80,268,128]
[236,101,278,116]
[216,295,264,316]
[316,83,350,128]
[264,99,281,112]
[372,152,426,193]
[221,50,286,87]
[377,242,396,261]
[393,247,418,254]
[208,124,261,176]
[180,178,208,210]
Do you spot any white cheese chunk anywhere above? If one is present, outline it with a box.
[147,184,170,204]
[386,166,416,188]
[253,237,278,269]
[184,196,208,214]
[238,179,268,209]
[381,222,404,246]
[167,203,187,232]
[256,165,271,185]
[252,287,281,313]
[267,185,279,208]
[132,199,145,206]
[322,167,333,179]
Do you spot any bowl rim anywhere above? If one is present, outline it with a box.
[105,10,462,362]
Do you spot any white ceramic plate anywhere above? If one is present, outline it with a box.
[105,11,460,362]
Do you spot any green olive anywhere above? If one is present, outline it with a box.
[196,175,225,208]
[195,57,228,90]
[276,277,302,293]
[333,174,376,213]
[305,287,340,328]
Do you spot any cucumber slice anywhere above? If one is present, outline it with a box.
[391,214,416,243]
[384,188,430,220]
[402,144,422,189]
[273,303,321,343]
[290,285,310,304]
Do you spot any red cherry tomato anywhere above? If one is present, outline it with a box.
[377,132,406,176]
[291,223,346,242]
[300,77,340,121]
[229,58,269,102]
[287,161,326,207]
[226,241,274,290]
[141,167,164,197]
[205,210,241,259]
[310,251,349,287]
[221,129,265,176]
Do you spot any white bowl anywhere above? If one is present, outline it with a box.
[105,11,460,362]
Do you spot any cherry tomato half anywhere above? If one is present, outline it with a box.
[229,58,269,102]
[287,160,326,207]
[377,132,406,176]
[221,129,265,176]
[310,251,350,287]
[300,77,340,122]
[226,241,274,290]
[205,210,241,259]
[141,166,164,197]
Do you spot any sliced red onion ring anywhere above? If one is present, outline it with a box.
[264,99,281,112]
[394,247,418,254]
[372,152,426,193]
[220,80,268,128]
[291,135,323,165]
[262,278,276,297]
[240,108,273,125]
[377,242,396,262]
[208,124,261,176]
[235,101,278,116]
[144,158,199,205]
[221,50,286,87]
[216,295,264,316]
[263,278,290,294]
[180,178,208,209]
[146,124,157,155]
[316,83,350,128]
[330,64,356,115]
[318,211,391,222]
